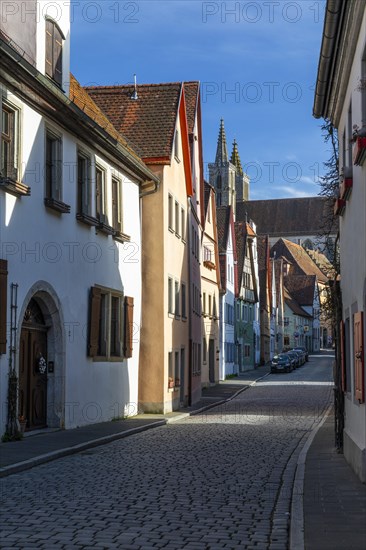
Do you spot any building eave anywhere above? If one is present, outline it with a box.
[0,37,159,188]
[313,0,364,124]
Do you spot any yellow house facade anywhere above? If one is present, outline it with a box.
[88,82,195,412]
[201,183,221,385]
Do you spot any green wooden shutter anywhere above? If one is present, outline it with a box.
[354,312,364,403]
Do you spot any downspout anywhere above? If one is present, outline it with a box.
[139,180,160,198]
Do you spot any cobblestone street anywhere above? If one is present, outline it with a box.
[0,357,333,549]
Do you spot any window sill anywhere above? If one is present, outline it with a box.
[175,232,181,239]
[44,197,71,213]
[182,316,187,322]
[113,230,131,244]
[203,260,216,270]
[0,178,31,197]
[76,213,99,227]
[96,222,115,236]
[168,226,174,233]
[93,356,125,362]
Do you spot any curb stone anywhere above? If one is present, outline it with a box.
[289,405,333,550]
[0,421,166,478]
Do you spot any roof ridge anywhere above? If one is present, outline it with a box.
[85,82,185,91]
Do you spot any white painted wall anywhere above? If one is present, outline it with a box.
[0,87,142,431]
[337,8,366,478]
[219,227,235,379]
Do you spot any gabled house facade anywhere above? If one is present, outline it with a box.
[283,287,312,350]
[201,183,220,386]
[272,258,285,355]
[216,205,237,379]
[185,82,204,404]
[313,0,366,481]
[0,1,159,433]
[271,238,328,351]
[234,220,260,371]
[257,236,271,364]
[283,275,320,352]
[87,81,197,412]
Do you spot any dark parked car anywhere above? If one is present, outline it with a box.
[271,354,292,373]
[291,349,305,366]
[293,347,309,362]
[285,351,300,369]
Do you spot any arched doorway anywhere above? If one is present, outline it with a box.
[19,299,48,430]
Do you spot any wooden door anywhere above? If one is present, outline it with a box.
[19,300,48,430]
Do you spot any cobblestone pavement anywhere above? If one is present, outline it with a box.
[0,360,333,549]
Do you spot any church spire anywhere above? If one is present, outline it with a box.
[215,118,229,165]
[230,139,243,176]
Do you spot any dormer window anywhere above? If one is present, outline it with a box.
[45,19,64,87]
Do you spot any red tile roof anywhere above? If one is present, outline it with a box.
[69,74,141,160]
[85,82,188,161]
[234,221,248,293]
[284,286,312,317]
[236,197,338,237]
[183,82,199,135]
[284,275,317,306]
[216,206,231,253]
[271,238,328,283]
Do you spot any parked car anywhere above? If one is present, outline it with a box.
[285,351,300,369]
[293,346,309,362]
[271,354,292,373]
[291,349,305,366]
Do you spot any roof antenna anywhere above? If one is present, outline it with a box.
[131,74,138,100]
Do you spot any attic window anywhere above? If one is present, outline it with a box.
[45,18,64,87]
[174,130,180,161]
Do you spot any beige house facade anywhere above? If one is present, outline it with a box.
[88,82,195,412]
[201,183,220,385]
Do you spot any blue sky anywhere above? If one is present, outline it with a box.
[70,0,328,199]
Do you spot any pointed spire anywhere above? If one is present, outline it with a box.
[230,139,243,176]
[215,118,229,165]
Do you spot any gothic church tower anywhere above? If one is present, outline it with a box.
[208,119,250,219]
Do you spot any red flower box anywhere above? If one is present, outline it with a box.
[353,137,366,166]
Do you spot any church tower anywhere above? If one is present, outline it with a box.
[208,120,250,218]
[208,119,237,216]
[230,139,250,202]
